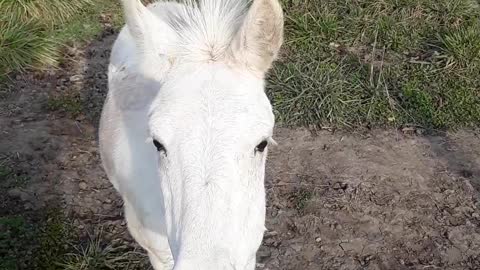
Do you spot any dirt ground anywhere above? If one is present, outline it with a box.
[1,29,480,270]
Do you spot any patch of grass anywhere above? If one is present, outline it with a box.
[58,229,150,270]
[0,0,93,26]
[51,0,123,45]
[0,216,28,269]
[0,164,29,187]
[438,23,480,67]
[292,189,313,211]
[0,210,72,270]
[0,0,121,76]
[0,162,70,269]
[35,210,75,270]
[268,0,480,129]
[1,160,147,269]
[0,164,11,180]
[0,19,58,75]
[0,76,13,98]
[47,93,83,117]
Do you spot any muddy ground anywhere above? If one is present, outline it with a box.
[1,29,480,270]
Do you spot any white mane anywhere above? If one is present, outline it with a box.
[166,0,250,61]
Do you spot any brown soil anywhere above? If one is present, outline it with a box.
[1,29,480,270]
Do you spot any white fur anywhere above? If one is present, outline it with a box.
[99,0,283,269]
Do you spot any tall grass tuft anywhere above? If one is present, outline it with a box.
[0,19,58,75]
[0,0,93,25]
[57,229,150,270]
[0,0,94,76]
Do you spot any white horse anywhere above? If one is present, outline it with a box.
[99,0,283,269]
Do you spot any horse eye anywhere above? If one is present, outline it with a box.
[255,140,268,153]
[153,139,166,153]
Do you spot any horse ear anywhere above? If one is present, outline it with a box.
[230,0,284,74]
[120,0,175,55]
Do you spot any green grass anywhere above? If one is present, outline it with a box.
[3,0,478,129]
[47,93,84,117]
[0,164,28,187]
[0,0,93,26]
[0,0,122,77]
[0,163,70,270]
[51,0,123,44]
[0,216,29,269]
[58,229,150,270]
[1,157,148,270]
[0,19,58,74]
[292,189,313,211]
[267,0,480,129]
[1,0,479,269]
[0,207,71,269]
[0,213,149,270]
[0,161,148,269]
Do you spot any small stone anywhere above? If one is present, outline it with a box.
[332,182,348,191]
[103,203,112,211]
[24,202,33,210]
[329,42,340,48]
[291,243,303,252]
[8,188,22,198]
[20,192,31,201]
[264,230,278,238]
[75,115,86,121]
[315,237,322,242]
[360,255,373,266]
[69,74,84,82]
[79,182,88,190]
[264,238,276,246]
[446,247,462,264]
[257,249,271,260]
[303,246,317,262]
[340,240,363,253]
[8,188,31,201]
[449,215,464,226]
[460,169,473,178]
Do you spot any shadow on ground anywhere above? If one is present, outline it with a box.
[0,26,150,269]
[426,132,480,194]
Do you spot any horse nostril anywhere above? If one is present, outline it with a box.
[255,140,268,153]
[153,139,166,153]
